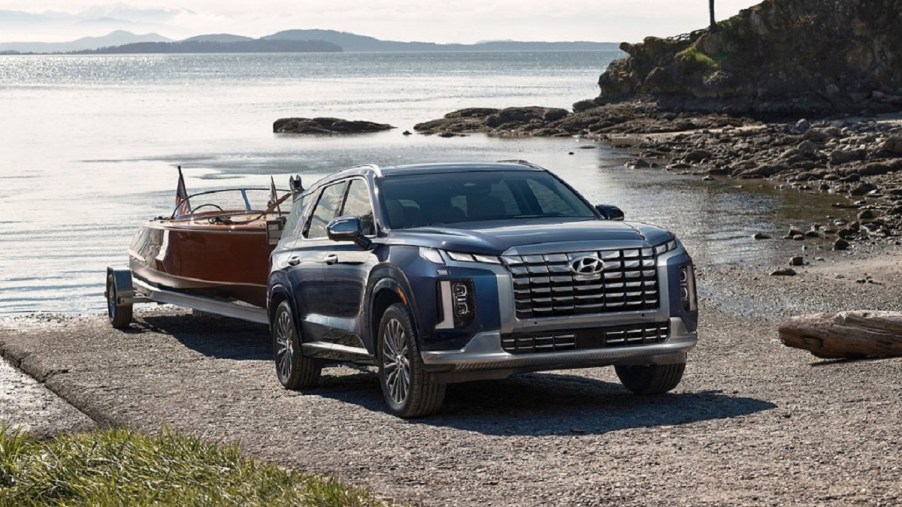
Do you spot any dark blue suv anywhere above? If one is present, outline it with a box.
[268,161,698,417]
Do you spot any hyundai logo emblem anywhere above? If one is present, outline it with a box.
[570,256,605,277]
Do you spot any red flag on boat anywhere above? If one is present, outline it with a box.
[175,165,191,217]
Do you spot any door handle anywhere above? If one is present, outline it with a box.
[324,254,339,265]
[287,256,300,266]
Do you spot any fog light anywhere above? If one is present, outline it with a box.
[436,280,476,329]
[680,265,697,312]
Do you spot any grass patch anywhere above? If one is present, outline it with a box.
[676,46,719,70]
[0,425,380,506]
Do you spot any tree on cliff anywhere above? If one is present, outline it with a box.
[708,0,718,32]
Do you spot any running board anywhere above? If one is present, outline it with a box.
[302,341,372,359]
[132,278,268,324]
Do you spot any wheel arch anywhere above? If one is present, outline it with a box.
[267,282,294,326]
[368,276,420,353]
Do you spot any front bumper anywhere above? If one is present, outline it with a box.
[422,316,697,383]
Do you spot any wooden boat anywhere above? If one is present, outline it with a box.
[128,170,291,308]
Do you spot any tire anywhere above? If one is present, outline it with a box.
[378,303,446,418]
[106,273,133,329]
[272,300,321,390]
[615,362,686,395]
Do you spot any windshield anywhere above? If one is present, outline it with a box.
[172,188,287,219]
[379,170,596,229]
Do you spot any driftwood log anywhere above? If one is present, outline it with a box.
[779,311,902,359]
[779,310,902,359]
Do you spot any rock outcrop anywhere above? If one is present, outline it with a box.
[273,117,394,134]
[414,103,753,137]
[596,0,902,116]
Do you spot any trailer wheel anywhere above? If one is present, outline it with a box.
[106,272,133,329]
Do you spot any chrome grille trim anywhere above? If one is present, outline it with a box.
[501,322,670,354]
[502,248,660,318]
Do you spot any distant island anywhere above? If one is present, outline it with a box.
[78,39,342,54]
[0,28,619,55]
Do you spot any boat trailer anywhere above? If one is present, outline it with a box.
[105,267,269,328]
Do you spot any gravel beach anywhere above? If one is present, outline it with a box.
[1,247,900,506]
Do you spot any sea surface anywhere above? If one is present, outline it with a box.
[0,51,849,314]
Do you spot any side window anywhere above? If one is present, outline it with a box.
[304,182,347,239]
[341,179,376,235]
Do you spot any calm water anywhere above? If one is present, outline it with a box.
[0,52,849,314]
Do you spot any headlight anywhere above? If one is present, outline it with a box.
[435,280,476,329]
[680,264,697,312]
[445,251,502,264]
[419,247,444,264]
[653,238,679,255]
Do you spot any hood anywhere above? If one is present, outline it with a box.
[386,218,673,255]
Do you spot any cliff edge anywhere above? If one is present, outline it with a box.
[597,0,902,117]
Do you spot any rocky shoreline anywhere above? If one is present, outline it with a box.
[621,113,902,249]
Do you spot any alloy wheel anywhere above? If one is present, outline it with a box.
[275,309,295,381]
[381,317,411,405]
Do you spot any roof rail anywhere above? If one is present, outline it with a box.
[353,163,383,177]
[497,159,545,170]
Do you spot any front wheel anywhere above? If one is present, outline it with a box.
[272,300,321,390]
[615,362,686,395]
[378,303,445,418]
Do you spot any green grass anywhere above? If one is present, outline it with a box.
[0,425,380,506]
[676,46,719,70]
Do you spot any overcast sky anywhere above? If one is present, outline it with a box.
[0,1,763,43]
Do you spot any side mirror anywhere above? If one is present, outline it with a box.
[595,204,624,221]
[327,216,371,249]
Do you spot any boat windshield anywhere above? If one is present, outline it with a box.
[378,170,596,229]
[173,188,288,219]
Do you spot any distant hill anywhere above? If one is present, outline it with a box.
[264,29,619,52]
[0,30,171,53]
[182,34,253,43]
[80,38,342,54]
[0,28,618,55]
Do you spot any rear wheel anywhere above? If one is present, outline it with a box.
[272,300,321,389]
[106,273,132,329]
[378,303,445,418]
[615,362,686,395]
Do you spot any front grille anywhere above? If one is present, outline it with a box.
[501,322,670,354]
[502,248,659,319]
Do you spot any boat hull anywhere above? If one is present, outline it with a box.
[129,215,273,308]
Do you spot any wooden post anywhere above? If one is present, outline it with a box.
[779,311,902,359]
[709,0,718,32]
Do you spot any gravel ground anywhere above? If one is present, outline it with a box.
[0,245,900,506]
